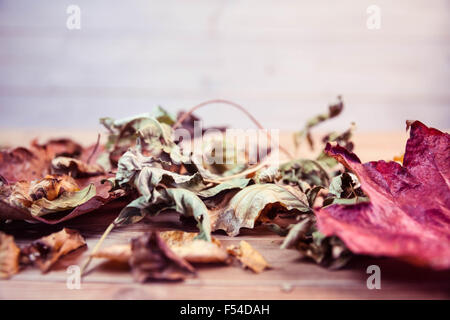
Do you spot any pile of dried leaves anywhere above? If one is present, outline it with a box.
[1,98,449,282]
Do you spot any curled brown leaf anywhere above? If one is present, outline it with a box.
[0,232,21,279]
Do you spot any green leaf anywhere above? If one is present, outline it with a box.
[212,184,311,236]
[280,218,313,249]
[163,188,212,241]
[279,159,330,188]
[30,184,96,217]
[116,148,206,194]
[113,196,148,225]
[197,178,251,198]
[328,172,360,198]
[322,172,369,207]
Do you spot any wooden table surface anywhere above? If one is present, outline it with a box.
[0,130,449,300]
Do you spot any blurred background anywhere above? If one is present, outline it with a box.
[0,0,449,132]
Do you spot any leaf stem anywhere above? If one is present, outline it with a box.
[80,222,115,276]
[86,133,101,164]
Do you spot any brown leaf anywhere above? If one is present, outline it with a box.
[129,232,195,282]
[160,231,229,264]
[92,244,131,263]
[93,231,228,266]
[0,139,83,184]
[21,228,86,273]
[51,157,105,178]
[227,240,270,273]
[0,232,21,279]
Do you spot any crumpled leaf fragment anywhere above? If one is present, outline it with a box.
[93,231,228,265]
[51,156,104,178]
[0,139,83,184]
[294,96,344,150]
[21,228,86,273]
[30,183,96,217]
[279,159,330,189]
[316,121,450,269]
[253,166,280,184]
[160,231,228,263]
[92,244,131,263]
[197,178,250,198]
[129,232,195,282]
[0,232,21,279]
[113,147,211,240]
[98,107,184,169]
[281,218,352,269]
[212,183,311,236]
[188,134,250,181]
[0,136,120,224]
[116,147,205,192]
[227,240,270,273]
[2,175,80,210]
[316,123,355,169]
[322,172,369,206]
[114,187,212,241]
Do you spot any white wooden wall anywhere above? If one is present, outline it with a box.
[0,0,449,131]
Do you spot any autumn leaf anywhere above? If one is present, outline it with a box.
[30,184,97,217]
[92,244,131,263]
[129,232,195,282]
[293,96,344,150]
[160,231,228,264]
[93,231,228,265]
[212,183,311,236]
[0,232,21,279]
[21,228,86,273]
[227,240,270,273]
[196,178,250,198]
[316,121,450,269]
[281,218,352,269]
[51,156,104,178]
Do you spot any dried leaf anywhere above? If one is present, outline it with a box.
[129,232,195,282]
[30,183,97,217]
[227,240,269,273]
[51,156,104,178]
[281,218,352,269]
[0,139,83,184]
[93,231,228,265]
[160,231,228,263]
[0,232,21,279]
[197,178,250,198]
[294,96,344,150]
[279,159,330,189]
[212,183,311,236]
[316,121,450,269]
[92,244,131,263]
[21,228,86,272]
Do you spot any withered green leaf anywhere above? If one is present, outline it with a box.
[281,218,352,269]
[323,172,369,207]
[279,159,330,188]
[212,183,311,236]
[30,184,96,217]
[197,178,251,198]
